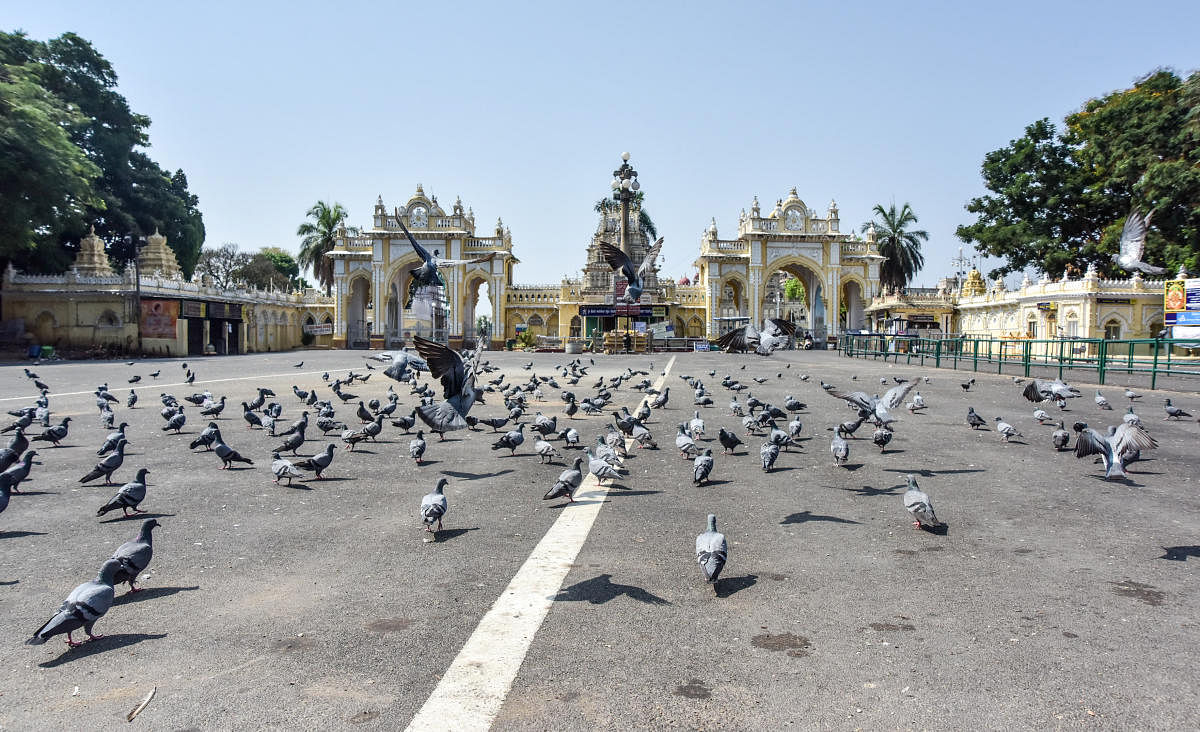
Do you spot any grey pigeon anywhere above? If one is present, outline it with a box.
[80,439,127,484]
[271,453,305,485]
[272,430,305,456]
[675,423,698,458]
[294,444,337,479]
[97,423,129,455]
[26,558,122,647]
[190,422,221,451]
[110,518,159,592]
[545,457,584,502]
[1163,399,1191,420]
[831,432,849,466]
[97,468,150,517]
[535,439,559,464]
[760,441,779,472]
[993,417,1021,442]
[1112,208,1164,274]
[586,448,621,484]
[409,431,427,463]
[1074,422,1158,480]
[162,407,186,433]
[693,448,714,485]
[421,478,448,533]
[1095,391,1112,410]
[214,439,254,468]
[1052,421,1071,451]
[0,450,37,493]
[491,424,526,455]
[412,336,483,433]
[873,427,893,453]
[695,514,728,590]
[903,475,940,530]
[30,417,71,447]
[966,408,987,429]
[717,428,743,454]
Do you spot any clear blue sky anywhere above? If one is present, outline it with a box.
[10,1,1200,286]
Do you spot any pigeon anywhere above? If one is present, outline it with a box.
[836,417,865,438]
[1163,399,1191,420]
[391,409,418,433]
[409,431,427,463]
[149,370,160,379]
[960,378,975,392]
[1074,422,1158,480]
[109,518,159,593]
[26,559,122,647]
[558,427,581,448]
[161,407,186,433]
[1122,406,1141,426]
[214,439,254,468]
[293,361,304,368]
[272,430,305,456]
[128,375,141,384]
[1032,408,1051,424]
[294,444,337,479]
[544,457,585,503]
[586,448,621,484]
[689,410,705,437]
[79,439,127,484]
[1112,208,1164,274]
[271,453,305,485]
[1052,420,1071,451]
[695,514,728,590]
[787,418,803,439]
[1124,389,1141,403]
[1022,379,1081,404]
[903,475,940,530]
[966,407,987,429]
[535,439,559,464]
[784,395,805,412]
[831,432,849,466]
[595,237,664,302]
[30,416,71,447]
[0,450,37,494]
[760,441,780,472]
[491,424,526,455]
[649,388,669,409]
[96,468,150,517]
[675,423,699,458]
[98,423,129,455]
[693,448,714,485]
[717,428,743,454]
[714,318,797,354]
[994,417,1021,442]
[412,336,483,433]
[126,389,138,408]
[1095,391,1112,410]
[630,422,657,449]
[190,422,221,451]
[873,426,894,452]
[200,396,227,417]
[421,478,449,533]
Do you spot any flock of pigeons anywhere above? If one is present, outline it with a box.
[3,345,1193,646]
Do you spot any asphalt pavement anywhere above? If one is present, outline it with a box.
[1,348,1198,730]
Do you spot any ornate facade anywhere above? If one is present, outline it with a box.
[328,185,885,349]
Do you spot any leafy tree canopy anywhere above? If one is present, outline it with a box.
[957,69,1200,278]
[862,203,928,292]
[0,30,204,276]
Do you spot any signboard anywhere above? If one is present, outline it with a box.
[141,299,178,339]
[514,323,527,332]
[303,323,333,335]
[693,342,711,352]
[652,306,667,318]
[1035,302,1058,312]
[1165,278,1200,313]
[208,301,243,320]
[1165,311,1200,326]
[907,314,935,322]
[580,305,615,317]
[1096,298,1131,305]
[181,300,205,318]
[634,321,647,333]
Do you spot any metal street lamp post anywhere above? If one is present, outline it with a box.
[610,152,639,334]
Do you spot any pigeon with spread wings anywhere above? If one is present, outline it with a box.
[714,318,798,354]
[412,336,483,433]
[1113,208,1164,275]
[396,213,504,308]
[596,238,664,303]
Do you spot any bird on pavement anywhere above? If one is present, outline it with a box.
[96,468,150,517]
[0,450,37,494]
[586,448,621,484]
[409,431,427,464]
[695,514,728,591]
[214,438,254,469]
[1052,420,1071,451]
[272,430,305,456]
[693,448,714,485]
[675,424,699,458]
[491,424,526,455]
[1163,399,1191,420]
[294,443,337,479]
[831,432,849,466]
[109,519,158,593]
[903,475,940,530]
[190,422,221,451]
[421,478,449,534]
[97,423,129,455]
[994,416,1021,442]
[271,453,305,485]
[873,426,894,453]
[717,428,743,454]
[27,559,123,647]
[1073,421,1158,480]
[535,439,559,464]
[1095,391,1112,410]
[79,439,127,485]
[161,407,186,434]
[966,407,987,429]
[544,457,585,503]
[760,441,780,472]
[30,417,71,447]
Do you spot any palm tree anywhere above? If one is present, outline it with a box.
[594,191,657,241]
[296,201,347,295]
[863,203,927,293]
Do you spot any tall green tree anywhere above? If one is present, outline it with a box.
[195,243,248,289]
[863,203,928,292]
[0,30,205,276]
[296,201,346,295]
[958,69,1200,277]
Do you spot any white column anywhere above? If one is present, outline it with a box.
[371,263,383,333]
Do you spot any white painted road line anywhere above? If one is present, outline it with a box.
[404,355,676,732]
[0,368,340,403]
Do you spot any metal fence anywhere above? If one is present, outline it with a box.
[840,334,1200,389]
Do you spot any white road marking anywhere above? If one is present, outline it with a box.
[0,369,339,403]
[404,356,676,732]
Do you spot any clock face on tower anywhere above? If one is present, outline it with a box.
[785,209,804,231]
[410,207,428,228]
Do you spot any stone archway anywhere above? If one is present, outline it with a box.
[463,275,493,344]
[762,259,825,339]
[717,276,748,334]
[347,275,370,347]
[841,277,866,331]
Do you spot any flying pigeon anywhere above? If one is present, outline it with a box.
[412,336,483,433]
[1112,208,1164,274]
[714,318,797,354]
[96,468,150,517]
[695,514,728,590]
[596,237,664,303]
[1074,422,1158,480]
[903,475,940,530]
[26,559,122,647]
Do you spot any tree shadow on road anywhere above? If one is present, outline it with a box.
[37,633,168,668]
[715,574,757,598]
[441,469,514,481]
[0,530,48,539]
[1159,545,1200,561]
[553,574,670,606]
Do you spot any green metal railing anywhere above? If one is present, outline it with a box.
[840,334,1200,389]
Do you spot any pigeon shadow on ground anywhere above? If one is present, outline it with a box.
[767,466,797,473]
[98,512,176,524]
[0,528,47,537]
[553,574,670,605]
[781,511,861,525]
[604,490,662,497]
[441,469,514,481]
[841,484,902,497]
[283,483,313,490]
[700,479,733,487]
[37,633,168,668]
[0,579,17,585]
[8,490,57,496]
[715,574,758,598]
[920,523,950,536]
[429,527,478,542]
[1159,546,1200,561]
[413,459,440,466]
[309,476,352,482]
[114,585,200,605]
[882,468,986,477]
[839,463,865,472]
[1087,474,1143,487]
